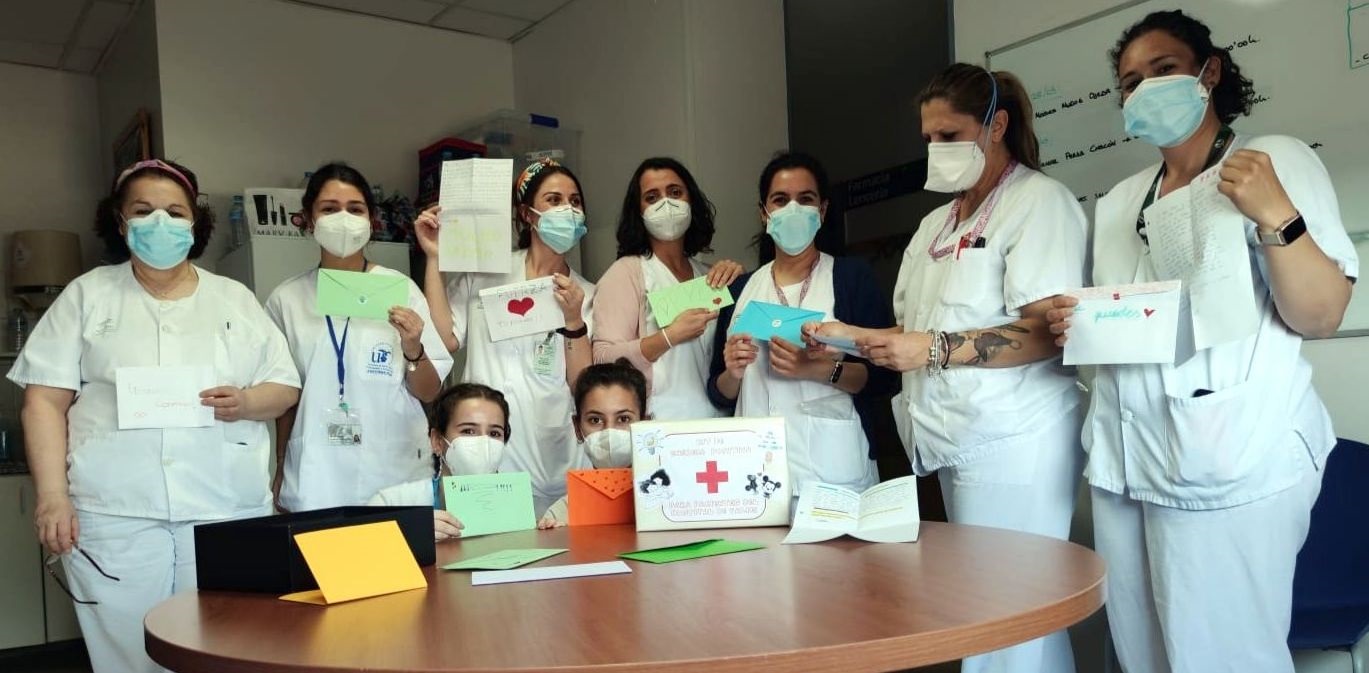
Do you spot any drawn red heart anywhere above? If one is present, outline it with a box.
[507,297,535,317]
[712,297,722,305]
[1144,308,1155,317]
[1113,292,1121,300]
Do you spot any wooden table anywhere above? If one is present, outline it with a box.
[145,523,1105,672]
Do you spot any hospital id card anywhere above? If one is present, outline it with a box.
[325,406,363,446]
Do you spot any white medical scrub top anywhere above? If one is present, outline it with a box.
[1086,134,1359,510]
[893,164,1087,474]
[368,478,433,507]
[6,263,300,521]
[730,253,874,495]
[446,248,595,508]
[641,255,723,420]
[266,264,453,512]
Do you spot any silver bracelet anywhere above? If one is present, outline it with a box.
[928,330,944,377]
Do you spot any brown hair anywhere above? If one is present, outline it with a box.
[429,383,511,440]
[918,63,1041,171]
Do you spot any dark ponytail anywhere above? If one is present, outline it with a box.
[918,63,1041,171]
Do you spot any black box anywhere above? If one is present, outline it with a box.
[194,506,435,593]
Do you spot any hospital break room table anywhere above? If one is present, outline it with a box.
[144,522,1105,672]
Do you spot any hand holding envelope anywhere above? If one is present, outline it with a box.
[317,269,410,321]
[1062,281,1182,365]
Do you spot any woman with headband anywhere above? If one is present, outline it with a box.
[6,159,300,672]
[811,64,1088,672]
[416,159,594,515]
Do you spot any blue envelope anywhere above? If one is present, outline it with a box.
[729,301,825,345]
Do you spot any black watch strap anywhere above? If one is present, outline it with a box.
[557,323,588,339]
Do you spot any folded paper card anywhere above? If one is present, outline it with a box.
[812,334,861,357]
[619,539,765,564]
[632,416,790,532]
[783,476,921,544]
[115,366,215,430]
[471,561,632,586]
[479,276,565,342]
[728,301,825,346]
[442,548,566,571]
[278,521,426,605]
[442,472,536,537]
[567,468,635,526]
[317,269,410,321]
[646,276,734,327]
[1063,281,1183,366]
[438,158,514,274]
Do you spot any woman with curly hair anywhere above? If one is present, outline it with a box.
[1047,11,1357,672]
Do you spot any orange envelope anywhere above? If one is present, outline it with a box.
[567,468,636,526]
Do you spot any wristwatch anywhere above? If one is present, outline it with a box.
[828,360,844,385]
[557,323,588,339]
[1257,213,1307,247]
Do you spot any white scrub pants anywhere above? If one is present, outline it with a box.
[1092,449,1323,673]
[63,510,256,673]
[936,411,1083,673]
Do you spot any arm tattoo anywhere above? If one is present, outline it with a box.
[948,324,1027,365]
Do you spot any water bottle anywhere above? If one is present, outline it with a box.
[8,308,28,353]
[229,195,246,248]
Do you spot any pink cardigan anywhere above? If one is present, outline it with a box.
[591,255,658,387]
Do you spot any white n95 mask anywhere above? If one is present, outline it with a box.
[924,140,987,193]
[313,211,371,258]
[642,198,692,241]
[583,428,633,469]
[442,436,505,475]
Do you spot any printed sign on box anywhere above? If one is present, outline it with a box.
[631,417,790,532]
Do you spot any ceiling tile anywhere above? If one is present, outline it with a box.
[458,0,567,22]
[296,0,447,24]
[431,7,530,40]
[74,1,130,49]
[62,45,103,72]
[0,0,86,44]
[0,39,64,68]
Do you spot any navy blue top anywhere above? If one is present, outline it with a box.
[706,255,898,459]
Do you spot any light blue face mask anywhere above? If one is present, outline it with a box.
[765,201,822,255]
[126,209,194,270]
[1122,61,1211,148]
[533,205,587,254]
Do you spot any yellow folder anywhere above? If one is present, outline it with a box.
[279,521,427,605]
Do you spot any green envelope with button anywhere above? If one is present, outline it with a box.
[728,301,825,345]
[317,269,410,321]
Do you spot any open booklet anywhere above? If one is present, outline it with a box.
[782,475,920,544]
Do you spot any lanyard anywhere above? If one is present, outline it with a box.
[1137,125,1234,246]
[928,160,1018,261]
[325,316,351,405]
[772,256,819,308]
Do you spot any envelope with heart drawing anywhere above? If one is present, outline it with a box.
[1063,280,1182,366]
[479,276,566,342]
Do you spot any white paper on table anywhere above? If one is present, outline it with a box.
[1142,164,1258,352]
[115,366,215,430]
[470,561,632,586]
[438,158,514,274]
[478,276,565,342]
[783,476,920,544]
[1063,281,1182,365]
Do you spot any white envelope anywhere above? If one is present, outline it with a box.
[1063,281,1182,366]
[479,276,565,342]
[115,366,216,430]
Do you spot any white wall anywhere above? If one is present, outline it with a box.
[152,0,516,269]
[0,63,105,318]
[514,0,788,279]
[97,0,162,189]
[953,0,1369,445]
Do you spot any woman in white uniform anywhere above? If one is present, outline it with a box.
[1046,11,1357,672]
[8,160,300,673]
[416,159,594,515]
[708,152,898,498]
[812,64,1087,673]
[267,163,452,512]
[592,157,743,420]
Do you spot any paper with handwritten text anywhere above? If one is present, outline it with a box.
[438,158,513,273]
[1064,281,1182,365]
[115,366,215,430]
[442,472,536,537]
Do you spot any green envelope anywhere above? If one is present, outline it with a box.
[618,539,765,564]
[442,472,537,537]
[316,269,410,321]
[442,548,566,571]
[646,276,734,327]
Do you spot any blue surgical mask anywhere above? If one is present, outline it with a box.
[532,205,587,254]
[765,201,821,255]
[126,210,194,270]
[1122,62,1211,148]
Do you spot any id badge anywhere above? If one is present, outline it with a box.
[325,406,363,446]
[533,332,557,377]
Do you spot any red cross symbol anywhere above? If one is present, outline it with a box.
[695,460,729,494]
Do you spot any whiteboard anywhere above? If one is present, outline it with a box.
[988,0,1369,334]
